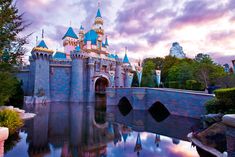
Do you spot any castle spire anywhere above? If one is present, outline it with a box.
[96,1,102,18]
[42,29,44,39]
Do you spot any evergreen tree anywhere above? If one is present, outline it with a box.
[0,0,28,64]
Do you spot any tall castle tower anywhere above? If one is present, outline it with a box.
[31,36,53,100]
[93,6,104,49]
[63,27,78,58]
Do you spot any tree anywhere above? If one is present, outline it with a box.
[131,71,139,87]
[0,0,27,106]
[0,0,29,64]
[162,55,179,82]
[141,60,155,87]
[194,53,213,64]
[194,63,226,88]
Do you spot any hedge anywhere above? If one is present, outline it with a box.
[205,87,235,114]
[214,87,235,102]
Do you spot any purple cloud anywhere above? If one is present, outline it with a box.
[170,0,227,28]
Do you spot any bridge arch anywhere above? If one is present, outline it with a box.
[118,97,133,116]
[148,101,170,122]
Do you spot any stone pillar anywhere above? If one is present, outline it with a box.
[88,59,95,102]
[70,52,85,102]
[0,127,9,157]
[222,114,235,157]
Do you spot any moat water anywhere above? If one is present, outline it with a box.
[4,101,202,157]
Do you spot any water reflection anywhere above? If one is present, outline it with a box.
[5,102,200,157]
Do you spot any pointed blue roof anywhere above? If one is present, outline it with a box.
[96,8,102,18]
[53,51,66,59]
[105,36,109,46]
[80,25,84,30]
[37,40,48,49]
[84,30,98,45]
[75,46,80,51]
[123,53,130,63]
[62,27,78,39]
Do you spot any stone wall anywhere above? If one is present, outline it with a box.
[50,66,71,102]
[106,87,214,119]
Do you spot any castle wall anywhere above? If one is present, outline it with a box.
[50,65,71,102]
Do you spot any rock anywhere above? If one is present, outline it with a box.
[222,114,235,127]
[196,122,227,153]
[169,42,186,59]
[201,113,224,129]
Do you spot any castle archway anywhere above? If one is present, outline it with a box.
[95,76,109,94]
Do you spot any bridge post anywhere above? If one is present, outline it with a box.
[223,115,235,157]
[0,127,9,157]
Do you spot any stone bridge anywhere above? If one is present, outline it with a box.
[106,87,214,119]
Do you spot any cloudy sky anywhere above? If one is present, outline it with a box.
[17,0,235,64]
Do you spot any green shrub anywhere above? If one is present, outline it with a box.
[192,82,204,91]
[168,81,180,89]
[205,88,235,114]
[0,109,23,135]
[214,87,235,102]
[186,80,197,90]
[0,72,19,106]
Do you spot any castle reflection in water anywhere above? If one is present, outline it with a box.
[6,102,201,157]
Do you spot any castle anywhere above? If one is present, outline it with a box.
[17,7,134,103]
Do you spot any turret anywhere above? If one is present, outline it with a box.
[62,27,78,59]
[78,25,85,48]
[70,49,86,102]
[31,38,53,99]
[122,50,132,87]
[94,5,104,51]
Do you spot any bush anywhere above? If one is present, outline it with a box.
[214,87,235,102]
[0,109,23,135]
[205,87,235,114]
[168,81,180,89]
[0,72,19,106]
[186,80,197,90]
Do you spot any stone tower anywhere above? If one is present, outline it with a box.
[70,50,85,102]
[31,39,53,100]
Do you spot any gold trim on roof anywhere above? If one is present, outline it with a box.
[32,47,54,53]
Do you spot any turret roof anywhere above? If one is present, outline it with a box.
[53,51,66,59]
[62,27,78,39]
[96,8,102,18]
[105,36,109,46]
[80,25,84,30]
[84,30,98,45]
[123,53,130,63]
[37,40,48,49]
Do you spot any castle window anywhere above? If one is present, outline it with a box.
[95,62,100,72]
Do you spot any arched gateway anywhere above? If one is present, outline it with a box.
[95,76,109,94]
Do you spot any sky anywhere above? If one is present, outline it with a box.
[17,0,235,65]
